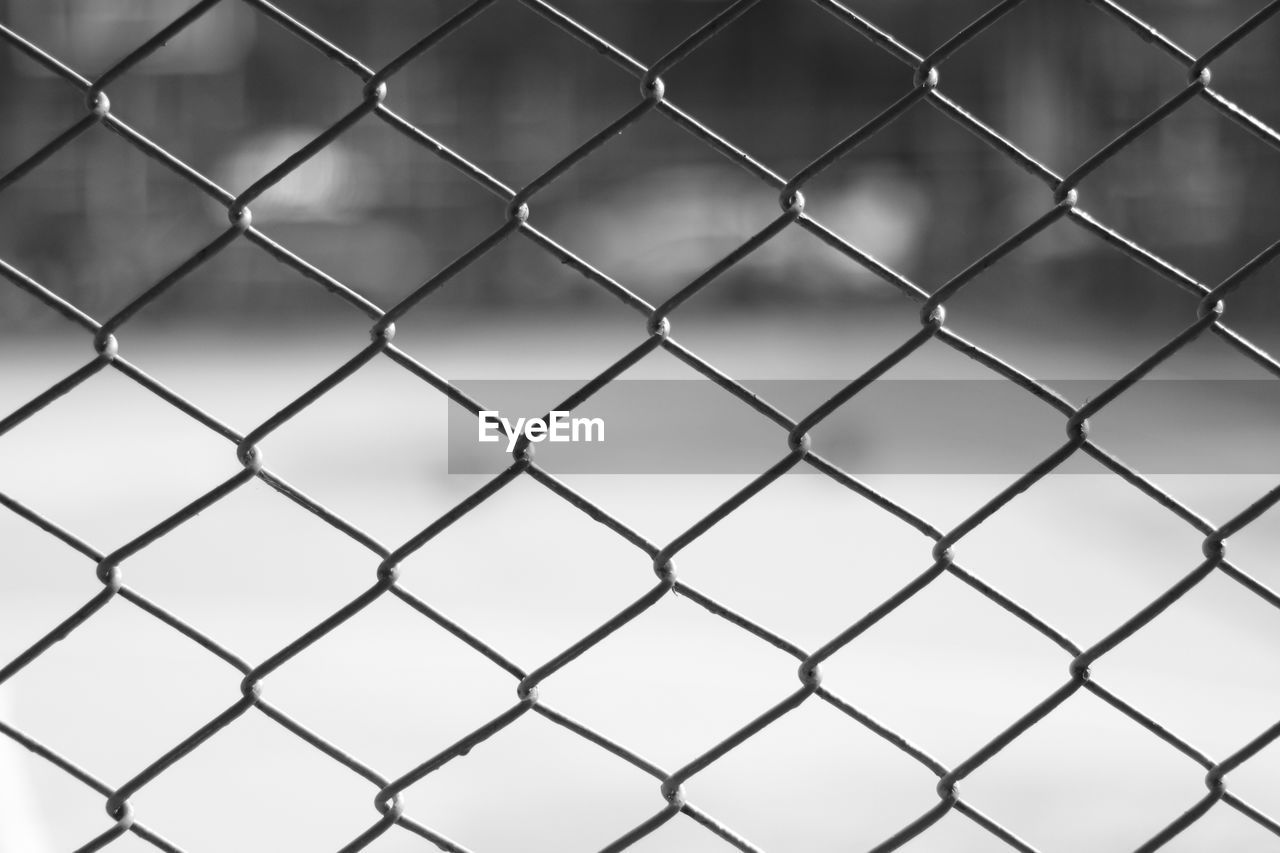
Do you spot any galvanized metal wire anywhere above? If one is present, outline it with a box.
[4,0,1280,850]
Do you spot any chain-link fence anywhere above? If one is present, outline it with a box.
[3,0,1280,850]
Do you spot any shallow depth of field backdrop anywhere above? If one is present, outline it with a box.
[3,1,1280,852]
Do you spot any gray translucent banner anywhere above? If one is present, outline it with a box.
[446,380,1280,474]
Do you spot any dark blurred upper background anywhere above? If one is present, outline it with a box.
[2,0,1278,330]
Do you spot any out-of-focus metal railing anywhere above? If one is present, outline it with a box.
[3,0,1280,850]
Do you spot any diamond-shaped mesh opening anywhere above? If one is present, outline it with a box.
[378,0,642,190]
[404,711,660,851]
[691,698,942,851]
[0,510,100,665]
[0,76,85,190]
[799,104,1037,290]
[241,351,448,544]
[106,290,376,419]
[940,0,1191,174]
[107,6,354,184]
[958,471,1205,639]
[1079,98,1280,277]
[398,475,655,662]
[0,723,109,853]
[1098,568,1280,755]
[930,217,1196,360]
[400,306,644,384]
[667,298,924,390]
[963,689,1208,851]
[0,127,227,320]
[381,228,636,320]
[676,471,934,647]
[812,357,1074,476]
[530,117,782,301]
[119,480,377,659]
[546,592,802,768]
[0,366,236,541]
[659,0,913,174]
[128,708,375,853]
[0,595,238,781]
[819,572,1069,761]
[1086,370,1280,478]
[261,592,516,776]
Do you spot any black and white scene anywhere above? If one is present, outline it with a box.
[2,0,1280,851]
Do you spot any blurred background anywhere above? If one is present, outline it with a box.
[3,0,1280,325]
[2,0,1280,851]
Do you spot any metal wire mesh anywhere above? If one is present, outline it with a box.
[3,0,1280,850]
